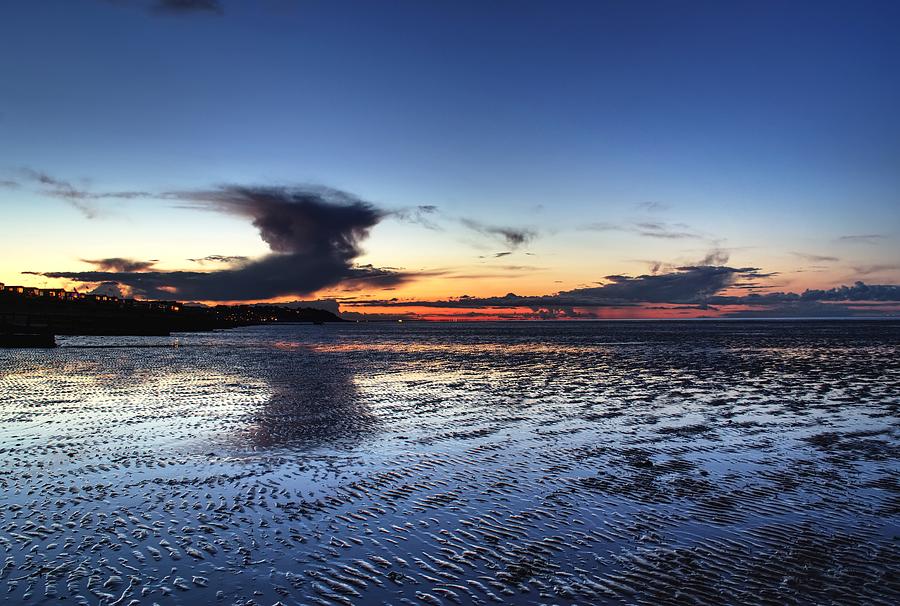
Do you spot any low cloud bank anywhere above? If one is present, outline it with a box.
[345,266,900,318]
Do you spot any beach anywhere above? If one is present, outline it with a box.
[1,321,898,605]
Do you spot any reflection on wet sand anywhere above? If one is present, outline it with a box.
[0,338,377,455]
[238,345,376,450]
[0,321,898,605]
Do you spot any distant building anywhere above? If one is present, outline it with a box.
[1,285,178,313]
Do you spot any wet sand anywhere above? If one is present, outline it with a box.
[1,321,898,605]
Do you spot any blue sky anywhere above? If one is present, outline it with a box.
[1,0,898,317]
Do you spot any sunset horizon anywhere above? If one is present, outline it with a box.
[2,1,898,320]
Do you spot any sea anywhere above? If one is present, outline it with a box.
[1,321,898,605]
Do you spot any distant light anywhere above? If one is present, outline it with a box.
[398,319,403,323]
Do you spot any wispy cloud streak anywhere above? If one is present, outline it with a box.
[461,218,536,247]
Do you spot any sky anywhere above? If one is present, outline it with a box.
[1,0,898,319]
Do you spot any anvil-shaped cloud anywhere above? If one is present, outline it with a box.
[38,186,410,300]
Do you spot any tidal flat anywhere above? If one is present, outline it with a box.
[1,321,898,605]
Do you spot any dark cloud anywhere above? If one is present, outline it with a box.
[83,258,157,272]
[581,265,757,304]
[635,201,670,212]
[38,185,412,300]
[175,185,383,254]
[493,251,512,258]
[721,301,898,318]
[151,0,224,15]
[580,221,619,232]
[0,179,19,188]
[633,221,698,239]
[710,281,900,305]
[637,249,731,275]
[696,248,731,266]
[853,264,900,276]
[647,261,666,275]
[791,251,839,263]
[461,218,536,247]
[499,265,544,271]
[20,168,101,218]
[343,262,900,318]
[335,264,413,291]
[837,234,888,244]
[349,265,764,309]
[187,254,250,265]
[391,205,441,230]
[100,0,224,16]
[580,220,701,240]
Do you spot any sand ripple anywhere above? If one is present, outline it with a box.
[0,321,898,604]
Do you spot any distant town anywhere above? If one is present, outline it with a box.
[0,283,344,346]
[2,282,184,311]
